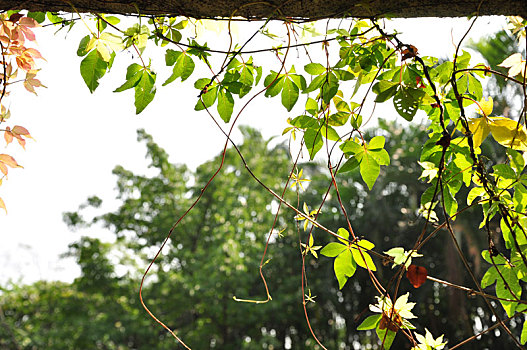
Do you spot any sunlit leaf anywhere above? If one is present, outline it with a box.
[351,245,376,271]
[304,62,325,75]
[476,96,493,116]
[467,117,491,149]
[357,314,381,330]
[499,53,526,78]
[334,249,356,289]
[320,242,346,257]
[488,117,527,151]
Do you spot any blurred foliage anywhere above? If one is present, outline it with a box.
[468,29,523,116]
[0,124,520,349]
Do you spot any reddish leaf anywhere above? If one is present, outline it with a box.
[407,264,427,288]
[20,17,39,28]
[0,154,22,176]
[379,309,402,332]
[401,45,418,61]
[8,13,24,23]
[4,125,32,148]
[23,71,45,95]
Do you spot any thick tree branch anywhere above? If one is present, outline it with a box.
[0,0,526,20]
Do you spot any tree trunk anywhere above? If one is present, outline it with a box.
[1,0,526,20]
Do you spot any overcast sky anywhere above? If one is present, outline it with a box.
[0,15,507,284]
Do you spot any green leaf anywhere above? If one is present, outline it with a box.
[376,328,396,349]
[134,70,156,114]
[481,266,498,289]
[432,61,454,85]
[393,87,425,121]
[240,65,254,86]
[360,153,380,190]
[77,35,92,57]
[372,80,398,102]
[467,74,483,100]
[340,139,363,155]
[495,266,522,316]
[507,149,525,174]
[493,164,517,180]
[195,85,218,111]
[47,12,64,25]
[264,72,284,97]
[165,49,182,66]
[164,53,195,85]
[322,73,339,104]
[442,186,458,218]
[521,320,527,345]
[114,64,143,92]
[95,33,124,62]
[217,89,234,122]
[304,128,323,160]
[481,249,507,265]
[356,239,375,250]
[328,111,350,126]
[320,125,340,141]
[385,247,405,265]
[369,149,390,166]
[80,50,108,93]
[320,242,346,257]
[334,249,356,289]
[27,11,46,23]
[290,74,307,91]
[357,314,381,330]
[255,66,263,85]
[194,78,209,90]
[281,78,299,111]
[123,24,149,53]
[290,115,317,129]
[305,98,319,116]
[104,15,120,25]
[337,227,350,243]
[338,157,359,173]
[304,63,326,75]
[368,136,385,150]
[304,74,325,93]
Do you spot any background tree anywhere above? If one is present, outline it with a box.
[2,120,521,349]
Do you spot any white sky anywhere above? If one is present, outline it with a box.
[0,15,508,284]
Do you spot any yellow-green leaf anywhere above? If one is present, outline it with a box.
[351,247,376,271]
[476,96,493,116]
[488,117,527,151]
[467,117,491,148]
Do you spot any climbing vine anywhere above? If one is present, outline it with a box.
[2,6,527,350]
